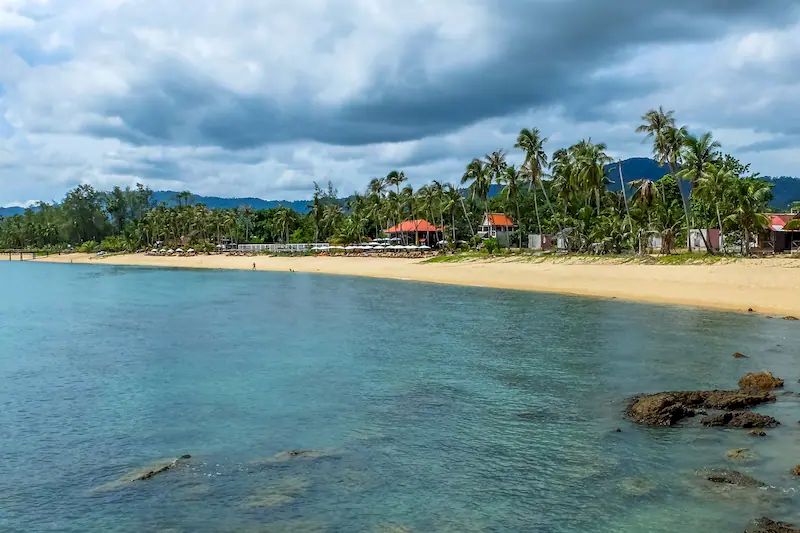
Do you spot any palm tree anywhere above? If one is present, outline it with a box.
[725,180,771,255]
[573,139,611,215]
[385,170,406,195]
[515,128,549,235]
[442,184,464,244]
[497,165,523,248]
[461,158,491,233]
[636,108,696,249]
[697,163,734,250]
[273,207,293,243]
[679,132,721,252]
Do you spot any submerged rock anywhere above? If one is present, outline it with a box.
[739,372,785,392]
[733,352,750,359]
[702,469,766,488]
[782,316,799,321]
[254,449,337,465]
[702,412,780,429]
[618,477,657,497]
[749,429,768,437]
[745,517,800,533]
[726,448,757,462]
[132,454,192,481]
[792,465,800,477]
[626,390,775,426]
[244,476,310,509]
[94,454,192,492]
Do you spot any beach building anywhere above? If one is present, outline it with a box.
[479,213,516,247]
[688,229,722,252]
[528,233,555,251]
[385,219,442,245]
[767,213,800,253]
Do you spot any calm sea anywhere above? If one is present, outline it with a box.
[1,261,798,532]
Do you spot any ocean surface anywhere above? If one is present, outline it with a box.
[1,261,799,532]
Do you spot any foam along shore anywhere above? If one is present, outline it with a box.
[32,252,800,316]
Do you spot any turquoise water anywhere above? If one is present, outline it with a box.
[1,261,799,532]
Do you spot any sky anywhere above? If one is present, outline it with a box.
[1,0,800,206]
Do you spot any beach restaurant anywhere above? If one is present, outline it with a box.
[385,219,443,245]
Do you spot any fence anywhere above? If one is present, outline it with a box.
[237,243,328,253]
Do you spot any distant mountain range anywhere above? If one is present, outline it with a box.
[149,191,312,213]
[2,158,798,217]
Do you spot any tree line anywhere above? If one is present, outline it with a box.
[1,107,792,255]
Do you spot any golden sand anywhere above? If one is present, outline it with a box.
[33,253,800,316]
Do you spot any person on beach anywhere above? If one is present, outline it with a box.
[252,262,256,270]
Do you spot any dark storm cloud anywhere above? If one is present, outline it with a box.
[79,1,798,150]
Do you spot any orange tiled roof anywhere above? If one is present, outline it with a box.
[485,213,515,227]
[385,219,442,233]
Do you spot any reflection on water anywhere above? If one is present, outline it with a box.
[1,261,799,532]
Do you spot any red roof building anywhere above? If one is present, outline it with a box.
[480,213,516,238]
[384,219,443,245]
[385,219,442,234]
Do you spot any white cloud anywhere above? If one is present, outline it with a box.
[0,1,799,205]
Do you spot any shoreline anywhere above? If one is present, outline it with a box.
[29,252,800,316]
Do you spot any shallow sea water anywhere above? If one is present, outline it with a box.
[1,261,799,532]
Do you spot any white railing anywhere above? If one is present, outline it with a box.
[237,243,328,252]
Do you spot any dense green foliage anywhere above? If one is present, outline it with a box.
[0,108,786,255]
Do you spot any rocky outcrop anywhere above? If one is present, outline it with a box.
[132,454,192,481]
[739,372,785,392]
[626,390,775,426]
[783,316,799,321]
[702,411,780,428]
[733,352,749,359]
[703,469,766,488]
[745,517,800,533]
[792,465,800,477]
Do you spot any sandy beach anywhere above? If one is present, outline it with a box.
[28,252,800,316]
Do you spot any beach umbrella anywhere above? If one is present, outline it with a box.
[175,247,184,253]
[419,245,431,250]
[187,248,195,253]
[151,248,158,253]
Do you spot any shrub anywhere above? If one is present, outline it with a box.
[99,235,129,252]
[77,240,98,253]
[484,238,500,255]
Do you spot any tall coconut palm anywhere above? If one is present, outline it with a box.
[515,128,549,235]
[679,131,721,252]
[725,180,771,255]
[497,165,523,248]
[385,170,406,195]
[697,163,734,250]
[442,184,464,243]
[573,139,611,215]
[461,158,491,233]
